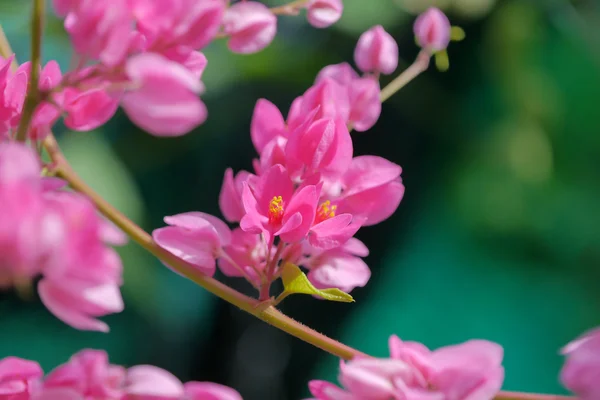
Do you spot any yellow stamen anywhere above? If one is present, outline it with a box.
[268,196,284,225]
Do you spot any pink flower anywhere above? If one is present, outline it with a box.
[64,0,133,66]
[305,238,370,292]
[560,327,600,400]
[250,99,287,154]
[308,336,504,400]
[184,382,242,400]
[218,228,266,284]
[162,47,208,80]
[414,8,451,53]
[240,164,319,244]
[125,365,184,399]
[121,52,207,136]
[222,1,277,54]
[306,0,343,29]
[38,192,125,333]
[62,86,120,132]
[51,0,77,17]
[287,79,350,131]
[354,25,398,75]
[253,135,288,176]
[0,56,27,138]
[153,212,232,276]
[219,168,252,223]
[0,356,43,399]
[0,143,51,288]
[332,156,404,226]
[285,113,353,179]
[43,350,125,399]
[132,0,224,52]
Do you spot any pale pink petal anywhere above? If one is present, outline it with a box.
[354,25,398,75]
[414,8,451,53]
[306,0,343,29]
[250,99,286,153]
[126,365,184,399]
[184,381,242,400]
[223,1,277,54]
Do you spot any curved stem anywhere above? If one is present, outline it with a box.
[15,0,45,142]
[380,50,431,103]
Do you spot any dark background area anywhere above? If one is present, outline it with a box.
[1,0,600,398]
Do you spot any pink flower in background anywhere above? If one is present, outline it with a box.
[0,357,43,399]
[162,47,208,80]
[414,8,451,53]
[153,212,232,276]
[64,0,133,67]
[354,25,398,75]
[132,0,224,52]
[29,61,64,140]
[222,1,277,54]
[62,86,120,132]
[560,327,600,400]
[219,228,266,284]
[184,382,243,400]
[38,192,125,333]
[121,52,207,136]
[219,168,252,223]
[287,79,350,131]
[240,164,319,244]
[306,0,343,29]
[51,0,77,17]
[0,56,27,138]
[308,336,504,400]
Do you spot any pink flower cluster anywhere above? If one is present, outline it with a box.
[152,26,402,295]
[0,141,125,332]
[0,349,241,400]
[308,335,505,400]
[560,326,600,400]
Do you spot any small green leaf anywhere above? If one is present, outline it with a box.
[450,26,466,42]
[279,263,354,303]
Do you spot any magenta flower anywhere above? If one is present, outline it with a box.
[63,0,133,67]
[304,238,370,292]
[153,212,232,276]
[560,326,600,400]
[306,0,343,29]
[38,192,125,333]
[0,357,43,399]
[287,79,350,131]
[308,335,504,400]
[240,164,319,244]
[219,228,267,285]
[250,99,287,154]
[222,1,277,54]
[414,8,451,53]
[121,52,207,136]
[62,86,120,132]
[354,25,398,75]
[219,168,252,223]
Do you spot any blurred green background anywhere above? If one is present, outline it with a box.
[1,0,600,398]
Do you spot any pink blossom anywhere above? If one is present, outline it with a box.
[51,0,77,17]
[560,327,600,400]
[184,382,243,400]
[153,212,232,276]
[414,8,451,53]
[219,168,252,223]
[0,56,27,138]
[240,164,319,244]
[0,356,43,399]
[354,25,398,75]
[62,87,120,132]
[132,0,224,52]
[287,79,350,131]
[218,228,266,284]
[125,365,184,399]
[332,156,404,226]
[64,0,133,67]
[285,113,353,179]
[348,77,381,132]
[121,52,207,136]
[305,238,370,292]
[38,192,124,333]
[306,0,343,29]
[253,135,288,176]
[222,1,277,54]
[250,99,287,154]
[308,336,504,400]
[316,62,359,87]
[43,350,125,399]
[162,47,208,80]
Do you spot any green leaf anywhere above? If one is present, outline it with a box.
[279,263,354,303]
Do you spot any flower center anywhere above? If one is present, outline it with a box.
[315,200,336,224]
[268,196,285,225]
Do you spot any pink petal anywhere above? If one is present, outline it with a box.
[184,381,242,400]
[250,99,286,153]
[126,365,184,398]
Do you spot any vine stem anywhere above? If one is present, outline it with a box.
[15,0,45,142]
[0,22,577,400]
[380,50,431,102]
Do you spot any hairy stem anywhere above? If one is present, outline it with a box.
[380,50,431,103]
[15,0,45,142]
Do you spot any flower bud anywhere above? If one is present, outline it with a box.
[306,0,343,29]
[413,7,451,53]
[354,25,398,75]
[222,1,277,54]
